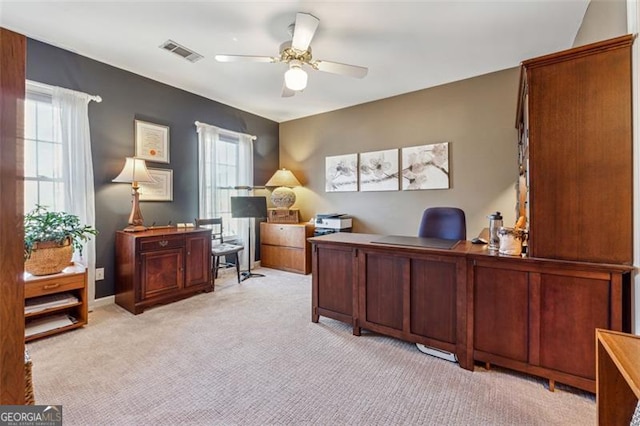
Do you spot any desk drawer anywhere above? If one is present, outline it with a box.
[139,235,184,252]
[261,245,308,273]
[25,273,85,298]
[261,223,306,248]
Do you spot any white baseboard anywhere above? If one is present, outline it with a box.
[90,295,114,311]
[88,262,264,310]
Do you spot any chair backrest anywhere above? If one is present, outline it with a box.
[195,218,225,244]
[417,207,466,240]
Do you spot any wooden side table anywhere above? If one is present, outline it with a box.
[24,263,87,341]
[596,329,640,425]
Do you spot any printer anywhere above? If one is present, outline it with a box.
[314,213,353,236]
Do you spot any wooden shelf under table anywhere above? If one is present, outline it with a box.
[23,263,88,342]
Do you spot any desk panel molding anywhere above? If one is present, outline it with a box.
[310,233,632,393]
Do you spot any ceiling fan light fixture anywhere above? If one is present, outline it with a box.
[285,61,307,91]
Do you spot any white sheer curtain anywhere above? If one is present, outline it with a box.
[52,86,97,305]
[196,122,255,269]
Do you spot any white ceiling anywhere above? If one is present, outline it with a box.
[0,1,589,123]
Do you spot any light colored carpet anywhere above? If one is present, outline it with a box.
[27,267,595,425]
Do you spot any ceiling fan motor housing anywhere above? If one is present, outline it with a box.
[279,41,312,64]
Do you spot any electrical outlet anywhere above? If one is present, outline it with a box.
[95,267,104,280]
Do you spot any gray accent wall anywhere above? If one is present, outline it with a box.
[279,68,521,239]
[26,39,279,298]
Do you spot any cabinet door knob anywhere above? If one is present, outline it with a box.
[159,240,169,247]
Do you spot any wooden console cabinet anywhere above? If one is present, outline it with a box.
[260,222,314,274]
[115,228,212,314]
[24,263,87,341]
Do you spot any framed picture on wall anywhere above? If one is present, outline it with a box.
[325,153,358,192]
[139,168,173,201]
[135,120,170,164]
[401,142,450,190]
[359,149,399,191]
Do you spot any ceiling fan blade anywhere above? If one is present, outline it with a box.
[215,54,277,63]
[291,13,319,52]
[314,60,368,78]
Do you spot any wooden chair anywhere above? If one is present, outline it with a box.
[195,218,244,284]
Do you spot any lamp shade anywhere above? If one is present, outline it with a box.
[284,61,308,91]
[112,157,155,184]
[265,169,301,188]
[265,168,301,209]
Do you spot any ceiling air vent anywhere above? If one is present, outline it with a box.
[159,39,203,63]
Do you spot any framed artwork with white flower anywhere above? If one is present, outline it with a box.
[359,149,399,191]
[325,153,358,192]
[401,142,450,190]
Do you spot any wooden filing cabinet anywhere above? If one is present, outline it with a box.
[115,228,212,314]
[24,263,88,341]
[260,222,314,274]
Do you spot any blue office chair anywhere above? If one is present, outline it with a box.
[416,207,466,362]
[417,207,466,241]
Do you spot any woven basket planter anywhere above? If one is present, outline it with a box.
[24,239,73,276]
[24,350,34,405]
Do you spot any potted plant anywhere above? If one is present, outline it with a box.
[24,205,98,276]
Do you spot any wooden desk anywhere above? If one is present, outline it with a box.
[310,233,476,370]
[597,329,640,425]
[309,232,633,393]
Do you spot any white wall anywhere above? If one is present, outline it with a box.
[573,0,627,46]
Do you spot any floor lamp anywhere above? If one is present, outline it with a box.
[231,196,268,281]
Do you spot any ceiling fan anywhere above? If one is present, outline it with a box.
[215,12,368,97]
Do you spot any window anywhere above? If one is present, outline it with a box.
[197,122,255,267]
[210,134,241,237]
[197,123,254,244]
[24,91,65,213]
[24,80,98,301]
